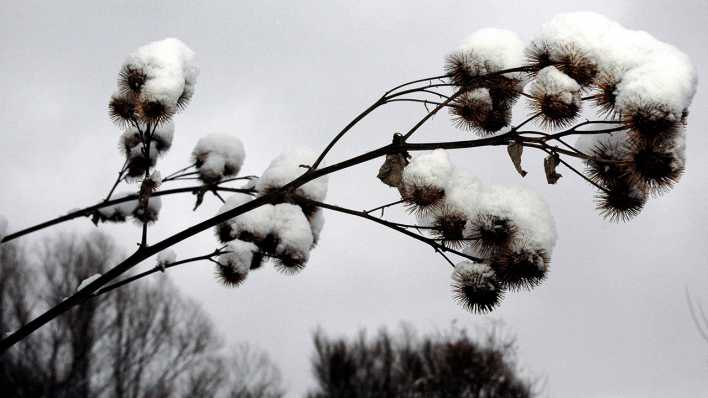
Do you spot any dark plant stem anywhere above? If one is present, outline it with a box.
[0,186,251,244]
[91,250,225,298]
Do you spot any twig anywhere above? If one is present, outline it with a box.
[91,250,226,298]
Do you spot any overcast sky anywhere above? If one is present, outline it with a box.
[1,1,707,396]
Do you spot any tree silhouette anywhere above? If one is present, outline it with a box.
[308,324,536,398]
[0,232,283,398]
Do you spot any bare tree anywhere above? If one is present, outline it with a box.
[308,324,537,398]
[0,232,283,398]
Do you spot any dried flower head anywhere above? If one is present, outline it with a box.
[592,72,621,118]
[118,66,147,94]
[131,196,162,224]
[465,214,517,258]
[595,180,647,222]
[583,135,631,187]
[452,261,504,313]
[108,93,138,126]
[138,98,175,125]
[528,66,582,128]
[273,254,308,275]
[625,136,685,194]
[526,42,598,87]
[450,89,512,135]
[216,240,260,287]
[489,247,549,291]
[431,208,468,249]
[623,104,683,140]
[400,182,446,217]
[215,263,248,287]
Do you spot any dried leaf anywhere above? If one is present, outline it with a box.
[377,153,409,188]
[544,153,563,184]
[507,142,527,177]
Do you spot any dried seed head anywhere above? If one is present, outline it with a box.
[626,137,685,194]
[273,252,307,275]
[176,82,194,112]
[249,251,265,270]
[623,104,682,140]
[584,139,631,186]
[215,263,248,287]
[592,72,621,118]
[131,196,162,224]
[553,45,598,87]
[450,89,512,135]
[525,42,554,72]
[432,209,468,249]
[489,248,549,291]
[445,51,476,88]
[109,94,137,126]
[527,42,598,87]
[215,222,234,244]
[452,261,504,313]
[399,183,446,217]
[529,67,582,128]
[465,214,517,257]
[595,180,647,222]
[138,99,175,125]
[118,66,147,94]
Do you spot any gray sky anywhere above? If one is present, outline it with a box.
[1,1,707,396]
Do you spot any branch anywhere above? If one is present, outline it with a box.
[305,199,480,263]
[91,250,226,298]
[0,185,253,244]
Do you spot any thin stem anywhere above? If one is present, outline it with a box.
[364,199,405,215]
[104,159,129,201]
[384,74,450,97]
[402,88,466,140]
[162,163,197,182]
[307,199,480,262]
[385,98,452,107]
[531,144,610,193]
[511,112,542,132]
[0,185,252,244]
[91,251,224,298]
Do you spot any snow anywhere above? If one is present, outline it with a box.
[98,192,139,222]
[401,149,454,193]
[0,215,7,242]
[148,170,162,189]
[456,28,525,78]
[272,204,313,262]
[77,274,102,292]
[453,261,497,288]
[131,196,162,223]
[256,147,328,202]
[152,122,175,151]
[192,133,245,183]
[531,66,581,105]
[121,38,198,112]
[532,12,697,119]
[218,193,275,242]
[156,249,177,267]
[440,170,484,216]
[120,123,173,157]
[309,209,325,247]
[468,184,557,256]
[220,239,259,276]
